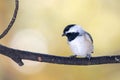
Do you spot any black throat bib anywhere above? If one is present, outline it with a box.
[66,32,79,41]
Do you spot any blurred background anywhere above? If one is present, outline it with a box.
[0,0,120,80]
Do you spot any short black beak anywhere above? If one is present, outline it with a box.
[62,33,66,36]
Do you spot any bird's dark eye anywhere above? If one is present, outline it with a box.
[66,33,71,36]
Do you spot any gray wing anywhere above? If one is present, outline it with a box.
[85,32,94,53]
[85,32,93,43]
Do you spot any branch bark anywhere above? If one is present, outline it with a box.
[0,44,120,66]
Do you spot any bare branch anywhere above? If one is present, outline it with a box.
[0,44,120,66]
[0,0,19,39]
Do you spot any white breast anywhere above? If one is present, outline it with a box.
[68,35,93,57]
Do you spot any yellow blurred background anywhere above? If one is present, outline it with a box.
[0,0,120,80]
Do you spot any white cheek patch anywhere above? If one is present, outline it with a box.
[66,29,78,34]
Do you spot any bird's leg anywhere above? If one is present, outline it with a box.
[86,54,91,60]
[69,55,77,58]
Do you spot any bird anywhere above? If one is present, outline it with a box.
[62,24,94,59]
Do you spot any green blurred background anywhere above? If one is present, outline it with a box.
[0,0,120,80]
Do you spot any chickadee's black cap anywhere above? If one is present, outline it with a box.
[63,24,76,34]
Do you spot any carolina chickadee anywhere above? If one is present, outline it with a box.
[62,24,94,59]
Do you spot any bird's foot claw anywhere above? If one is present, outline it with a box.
[86,54,91,60]
[69,55,77,58]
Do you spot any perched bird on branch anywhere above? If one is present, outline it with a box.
[62,24,94,59]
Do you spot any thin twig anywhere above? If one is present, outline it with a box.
[0,0,19,39]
